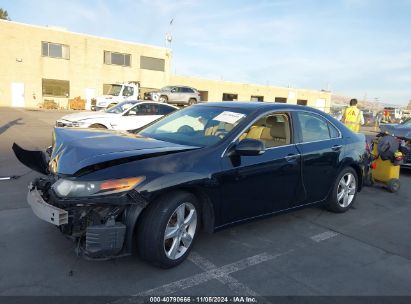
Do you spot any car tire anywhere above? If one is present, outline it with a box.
[325,167,358,213]
[159,96,168,103]
[387,178,400,193]
[89,124,107,129]
[137,191,200,268]
[188,98,196,105]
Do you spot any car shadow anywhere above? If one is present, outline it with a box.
[0,118,24,135]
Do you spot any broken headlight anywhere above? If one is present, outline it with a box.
[52,177,145,198]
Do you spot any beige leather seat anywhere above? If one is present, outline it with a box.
[204,123,219,136]
[242,115,290,147]
[245,125,265,140]
[205,122,234,137]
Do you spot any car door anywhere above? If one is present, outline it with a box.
[114,103,162,130]
[181,87,191,102]
[168,87,180,102]
[292,111,344,205]
[218,112,303,225]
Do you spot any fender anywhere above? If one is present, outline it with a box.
[122,191,149,254]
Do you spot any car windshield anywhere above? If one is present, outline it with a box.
[107,84,122,96]
[105,101,137,114]
[139,106,249,147]
[160,86,172,92]
[402,118,411,126]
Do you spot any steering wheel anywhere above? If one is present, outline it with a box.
[177,125,195,135]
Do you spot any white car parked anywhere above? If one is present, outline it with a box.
[56,101,178,131]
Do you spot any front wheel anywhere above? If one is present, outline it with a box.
[89,123,107,129]
[325,167,358,213]
[159,95,168,103]
[137,191,200,268]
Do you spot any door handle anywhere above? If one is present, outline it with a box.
[332,145,343,151]
[285,154,298,162]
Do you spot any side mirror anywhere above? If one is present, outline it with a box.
[235,139,265,156]
[171,88,176,93]
[128,110,137,116]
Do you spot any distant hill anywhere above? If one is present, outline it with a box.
[331,94,405,112]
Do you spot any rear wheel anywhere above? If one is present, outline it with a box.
[159,95,168,103]
[137,191,200,268]
[325,167,358,213]
[188,98,196,105]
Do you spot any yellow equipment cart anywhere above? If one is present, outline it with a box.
[369,136,407,193]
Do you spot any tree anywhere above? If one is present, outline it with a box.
[0,8,10,20]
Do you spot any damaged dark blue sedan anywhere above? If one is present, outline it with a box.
[13,102,367,268]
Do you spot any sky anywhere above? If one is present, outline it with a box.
[1,0,410,105]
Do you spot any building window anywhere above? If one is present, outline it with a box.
[297,99,308,106]
[199,91,208,101]
[104,51,131,66]
[140,56,165,71]
[41,42,70,59]
[275,97,287,103]
[222,93,238,101]
[42,79,70,97]
[251,96,264,102]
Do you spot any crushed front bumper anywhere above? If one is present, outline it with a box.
[26,180,147,259]
[27,186,68,225]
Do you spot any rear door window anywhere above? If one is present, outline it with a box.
[296,112,331,143]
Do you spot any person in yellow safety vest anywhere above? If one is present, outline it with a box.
[342,99,364,133]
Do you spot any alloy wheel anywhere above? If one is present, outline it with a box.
[337,172,356,208]
[163,202,197,260]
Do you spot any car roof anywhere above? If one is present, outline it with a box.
[118,100,178,108]
[197,101,323,113]
[136,100,179,108]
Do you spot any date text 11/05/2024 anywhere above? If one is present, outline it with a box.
[149,296,257,303]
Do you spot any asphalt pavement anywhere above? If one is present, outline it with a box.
[0,107,411,299]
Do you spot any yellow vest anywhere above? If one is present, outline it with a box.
[344,106,361,132]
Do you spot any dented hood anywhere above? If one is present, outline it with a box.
[13,128,198,176]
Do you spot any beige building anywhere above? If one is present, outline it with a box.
[0,19,331,111]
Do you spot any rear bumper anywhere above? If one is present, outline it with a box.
[27,187,68,226]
